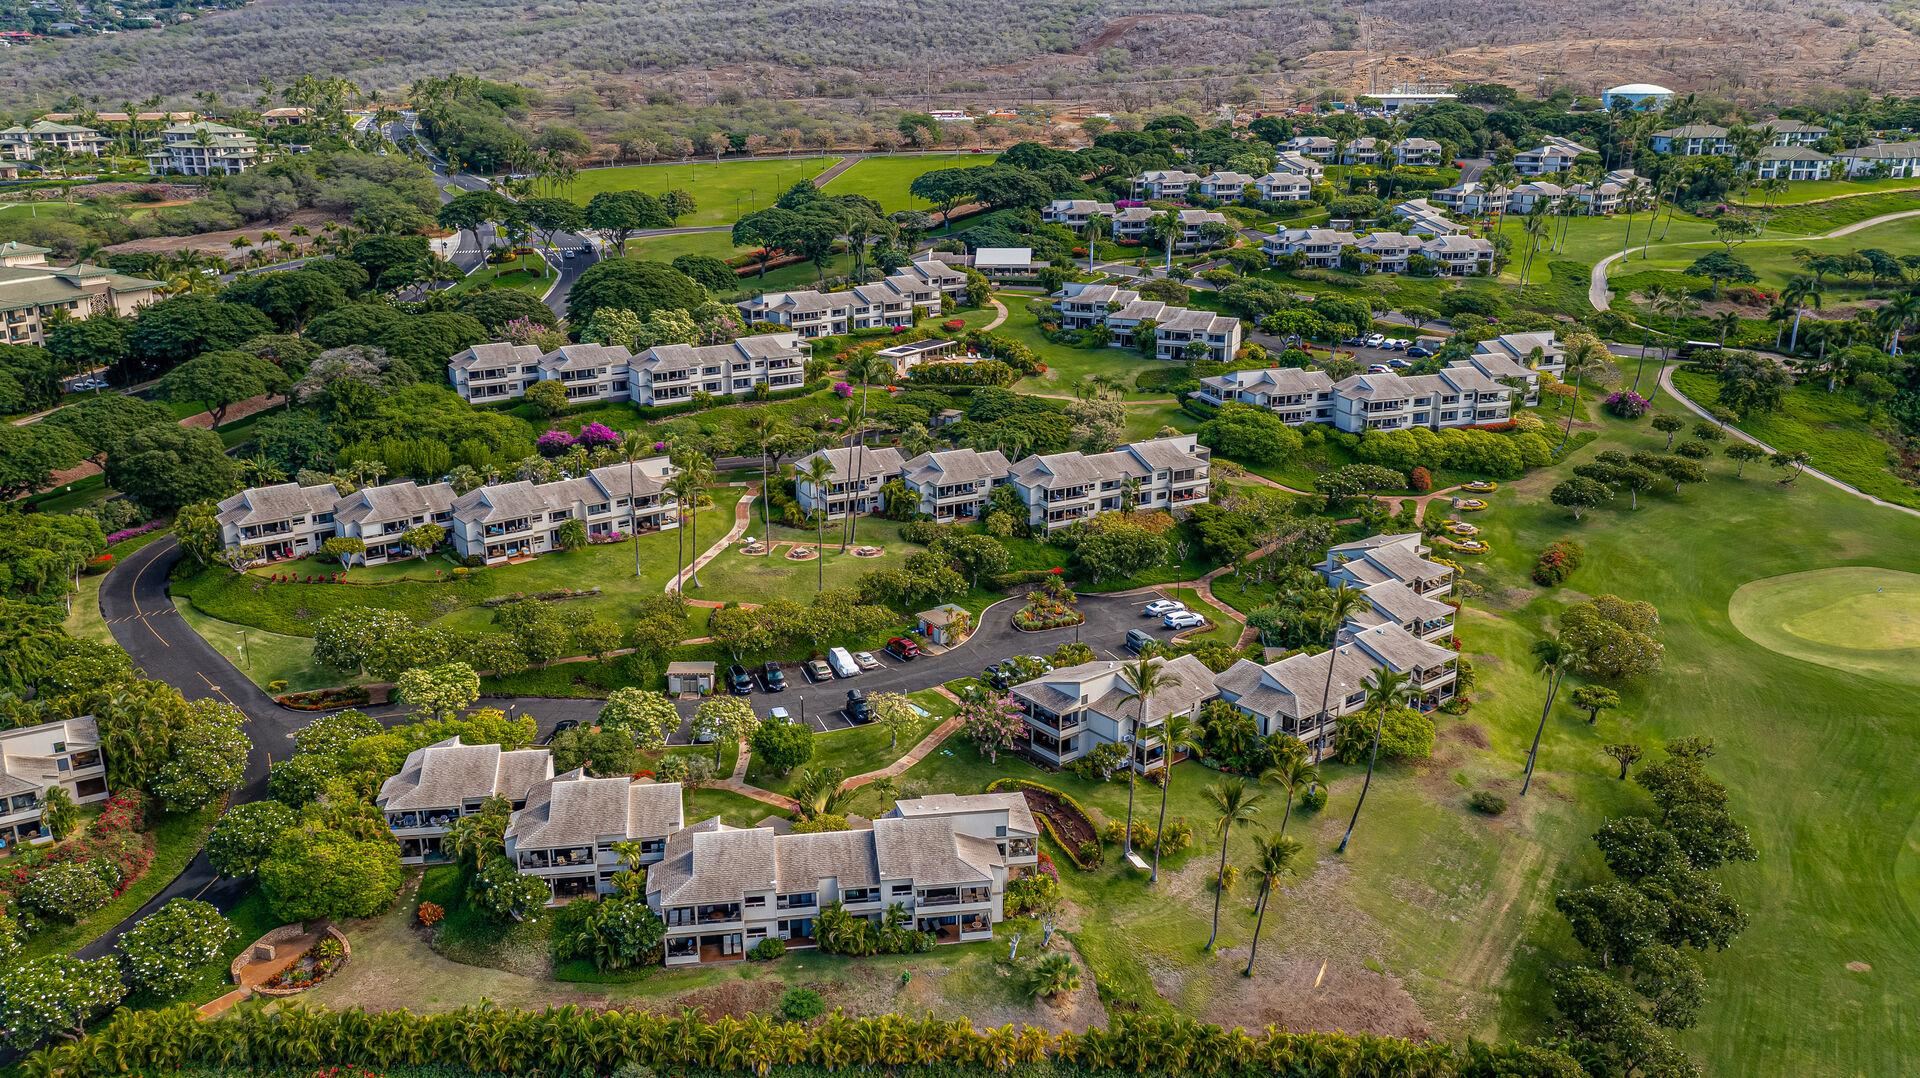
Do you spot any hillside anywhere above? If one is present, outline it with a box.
[2,0,1918,112]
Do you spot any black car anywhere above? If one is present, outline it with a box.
[1405,346,1433,359]
[726,664,754,695]
[985,662,1012,691]
[542,718,579,745]
[760,662,787,692]
[846,689,873,723]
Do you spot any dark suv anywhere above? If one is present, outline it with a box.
[845,690,873,723]
[726,664,753,695]
[760,662,787,692]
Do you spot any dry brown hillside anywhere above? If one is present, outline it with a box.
[0,0,1913,111]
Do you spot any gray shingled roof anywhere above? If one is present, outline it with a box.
[1087,654,1217,724]
[775,829,881,889]
[873,816,993,886]
[792,446,907,485]
[652,824,780,904]
[377,737,554,811]
[216,482,340,527]
[449,342,542,372]
[901,448,1012,486]
[333,481,454,528]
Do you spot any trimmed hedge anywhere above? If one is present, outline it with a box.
[30,1005,1579,1076]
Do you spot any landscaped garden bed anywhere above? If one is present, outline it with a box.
[1011,577,1083,631]
[987,778,1101,868]
[276,686,372,711]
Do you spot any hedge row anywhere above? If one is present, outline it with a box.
[986,778,1104,870]
[30,1005,1578,1077]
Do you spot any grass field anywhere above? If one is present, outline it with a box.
[558,158,840,226]
[819,154,999,213]
[1733,176,1920,206]
[1620,215,1920,296]
[1728,566,1920,686]
[451,252,552,295]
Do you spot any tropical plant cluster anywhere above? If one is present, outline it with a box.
[26,1003,1584,1076]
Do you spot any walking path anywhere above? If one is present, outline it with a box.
[980,296,1008,331]
[21,390,283,497]
[1658,364,1920,520]
[667,485,758,593]
[198,923,328,1018]
[1589,207,1920,312]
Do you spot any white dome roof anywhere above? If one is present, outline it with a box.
[1606,83,1673,95]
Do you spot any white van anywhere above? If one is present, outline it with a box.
[827,647,859,679]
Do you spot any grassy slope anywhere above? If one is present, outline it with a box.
[20,803,221,961]
[558,157,841,226]
[819,154,999,213]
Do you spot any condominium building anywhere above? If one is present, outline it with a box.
[1110,207,1232,250]
[1262,227,1493,276]
[1394,137,1444,166]
[1193,367,1337,425]
[508,773,686,902]
[1429,181,1504,217]
[1473,330,1567,379]
[1130,169,1201,199]
[1263,227,1358,268]
[1513,136,1592,175]
[1754,146,1834,181]
[1268,151,1325,179]
[0,121,107,160]
[1329,368,1514,432]
[0,718,109,849]
[1650,124,1730,157]
[736,261,967,337]
[1765,119,1830,146]
[791,446,909,520]
[1285,135,1336,159]
[0,242,159,346]
[1340,137,1383,166]
[1196,171,1257,202]
[145,122,260,176]
[1041,199,1117,227]
[1049,282,1243,360]
[1008,435,1211,533]
[220,460,679,566]
[897,448,1012,522]
[1011,655,1216,771]
[1391,198,1462,236]
[376,737,554,864]
[1253,172,1315,202]
[650,800,1025,965]
[1838,141,1920,179]
[1505,181,1565,215]
[446,336,810,408]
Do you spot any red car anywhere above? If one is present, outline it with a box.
[885,637,921,660]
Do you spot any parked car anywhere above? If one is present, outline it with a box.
[1367,364,1393,374]
[760,662,787,692]
[827,647,859,678]
[1125,628,1156,653]
[1406,346,1433,359]
[854,651,881,672]
[1142,599,1187,618]
[727,664,753,695]
[542,718,579,745]
[768,706,793,724]
[804,658,834,683]
[1387,358,1412,369]
[1162,610,1207,630]
[845,690,873,723]
[1386,337,1408,350]
[1365,333,1387,348]
[984,661,1012,691]
[885,637,921,660]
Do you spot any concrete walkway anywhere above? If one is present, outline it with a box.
[668,485,758,593]
[980,296,1009,331]
[1658,364,1920,520]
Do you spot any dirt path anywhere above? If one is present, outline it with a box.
[668,485,758,593]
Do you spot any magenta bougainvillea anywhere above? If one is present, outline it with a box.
[536,429,576,456]
[833,381,853,398]
[1604,391,1651,419]
[576,422,620,448]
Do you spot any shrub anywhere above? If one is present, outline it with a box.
[777,986,826,1021]
[1157,818,1194,854]
[1604,391,1650,418]
[1299,785,1328,813]
[1408,466,1433,492]
[1076,839,1105,868]
[1531,539,1586,587]
[19,861,114,923]
[116,899,233,998]
[1674,439,1711,459]
[1468,790,1509,816]
[416,901,445,928]
[748,938,787,961]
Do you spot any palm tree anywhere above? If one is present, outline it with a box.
[1149,713,1202,883]
[1310,584,1367,758]
[798,455,836,591]
[1630,283,1675,391]
[1558,334,1609,450]
[1618,176,1650,261]
[1483,162,1518,238]
[1521,634,1573,795]
[620,432,650,577]
[1262,749,1318,842]
[1203,778,1265,951]
[1147,210,1183,274]
[744,414,784,539]
[840,351,889,552]
[1243,833,1302,977]
[1712,310,1742,349]
[1878,291,1920,357]
[676,449,714,589]
[1119,659,1167,862]
[1783,275,1822,353]
[1337,667,1415,854]
[1085,212,1109,272]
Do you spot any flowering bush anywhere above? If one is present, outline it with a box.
[20,862,115,923]
[942,319,966,331]
[536,430,576,456]
[2,793,152,918]
[576,422,620,448]
[1604,391,1650,419]
[104,520,165,545]
[116,899,233,997]
[416,901,445,928]
[83,554,114,576]
[833,381,852,398]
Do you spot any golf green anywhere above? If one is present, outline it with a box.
[1728,566,1920,685]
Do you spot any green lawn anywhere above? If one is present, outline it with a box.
[452,252,552,295]
[558,158,842,226]
[1732,176,1920,205]
[746,688,952,793]
[1670,367,1917,508]
[174,599,355,692]
[996,301,1170,400]
[819,154,999,213]
[21,472,109,514]
[20,803,222,961]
